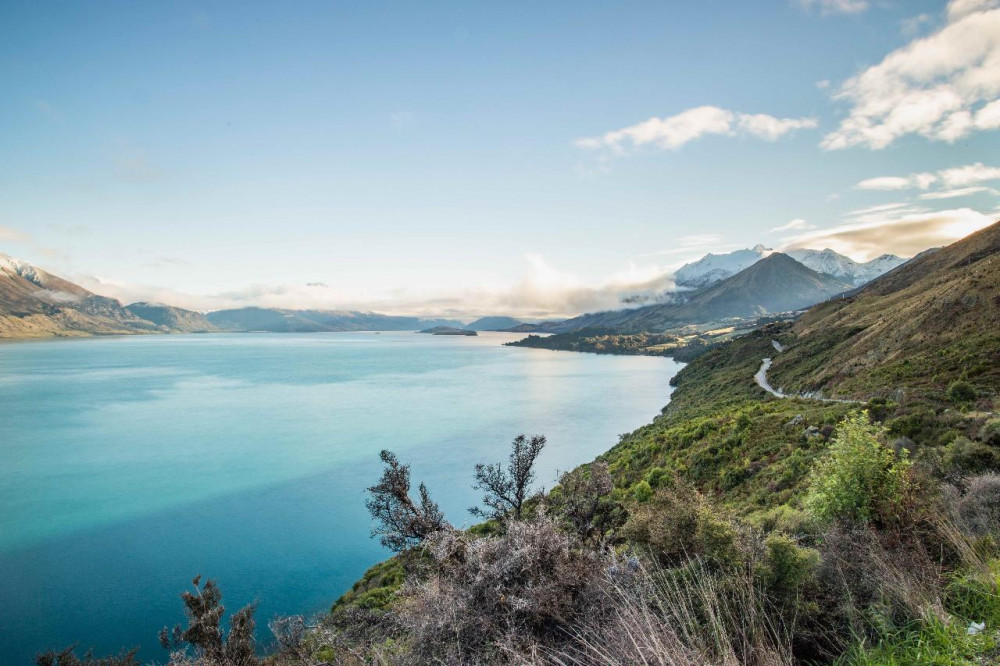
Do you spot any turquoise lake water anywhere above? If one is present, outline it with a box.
[0,332,680,663]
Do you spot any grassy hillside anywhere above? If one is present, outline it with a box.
[304,226,1000,665]
[769,222,1000,403]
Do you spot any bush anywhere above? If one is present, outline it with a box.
[399,518,600,661]
[942,436,1000,474]
[957,474,1000,537]
[947,380,977,404]
[804,412,913,524]
[631,480,653,503]
[761,534,819,601]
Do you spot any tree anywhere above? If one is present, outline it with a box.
[470,434,546,521]
[159,576,260,666]
[366,450,449,551]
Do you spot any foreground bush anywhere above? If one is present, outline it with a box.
[804,412,914,525]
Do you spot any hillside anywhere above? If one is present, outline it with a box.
[546,253,852,334]
[317,223,1000,666]
[125,303,218,333]
[464,316,523,331]
[769,220,1000,401]
[206,307,464,333]
[0,253,158,338]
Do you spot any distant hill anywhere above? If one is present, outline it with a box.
[419,326,477,336]
[0,253,159,338]
[786,248,906,286]
[125,302,218,333]
[464,316,523,331]
[206,307,464,333]
[550,253,853,333]
[770,221,1000,399]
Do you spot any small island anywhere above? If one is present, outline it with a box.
[418,326,478,336]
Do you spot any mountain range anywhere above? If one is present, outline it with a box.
[675,244,906,289]
[0,243,915,340]
[541,253,854,334]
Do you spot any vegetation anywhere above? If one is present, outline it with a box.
[470,434,546,521]
[41,223,1000,663]
[365,450,449,552]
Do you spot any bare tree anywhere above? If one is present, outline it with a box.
[366,450,449,551]
[470,434,546,521]
[159,576,260,666]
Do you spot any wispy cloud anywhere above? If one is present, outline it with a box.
[795,0,869,16]
[822,0,1000,149]
[574,106,817,153]
[770,218,815,232]
[0,226,31,242]
[856,175,934,191]
[77,254,685,320]
[855,163,1000,194]
[919,186,997,199]
[782,207,996,260]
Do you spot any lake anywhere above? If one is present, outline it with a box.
[0,332,681,663]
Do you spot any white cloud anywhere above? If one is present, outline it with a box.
[918,186,996,199]
[938,162,1000,186]
[855,163,1000,196]
[574,106,817,152]
[782,207,996,260]
[796,0,869,16]
[822,1,1000,149]
[856,176,921,191]
[770,218,816,232]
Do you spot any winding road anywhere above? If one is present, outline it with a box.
[755,340,858,404]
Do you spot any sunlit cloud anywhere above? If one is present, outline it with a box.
[76,254,685,320]
[855,174,937,190]
[0,226,31,242]
[822,0,1000,149]
[918,186,997,199]
[770,218,815,232]
[574,106,817,153]
[782,207,996,260]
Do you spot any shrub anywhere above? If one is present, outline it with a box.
[631,480,653,503]
[942,436,1000,474]
[957,473,1000,537]
[400,518,600,661]
[550,462,621,543]
[761,534,819,600]
[804,412,913,524]
[947,380,977,404]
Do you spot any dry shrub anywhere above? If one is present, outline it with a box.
[540,556,794,666]
[397,517,601,662]
[955,473,1000,538]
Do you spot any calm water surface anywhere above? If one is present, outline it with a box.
[0,332,681,663]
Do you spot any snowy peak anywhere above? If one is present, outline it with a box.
[786,248,907,286]
[675,244,907,290]
[674,245,772,289]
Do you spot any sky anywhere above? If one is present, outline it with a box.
[2,0,999,319]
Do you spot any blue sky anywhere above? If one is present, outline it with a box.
[2,0,999,317]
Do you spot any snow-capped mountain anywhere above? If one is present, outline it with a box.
[674,244,772,288]
[786,249,907,286]
[675,245,907,290]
